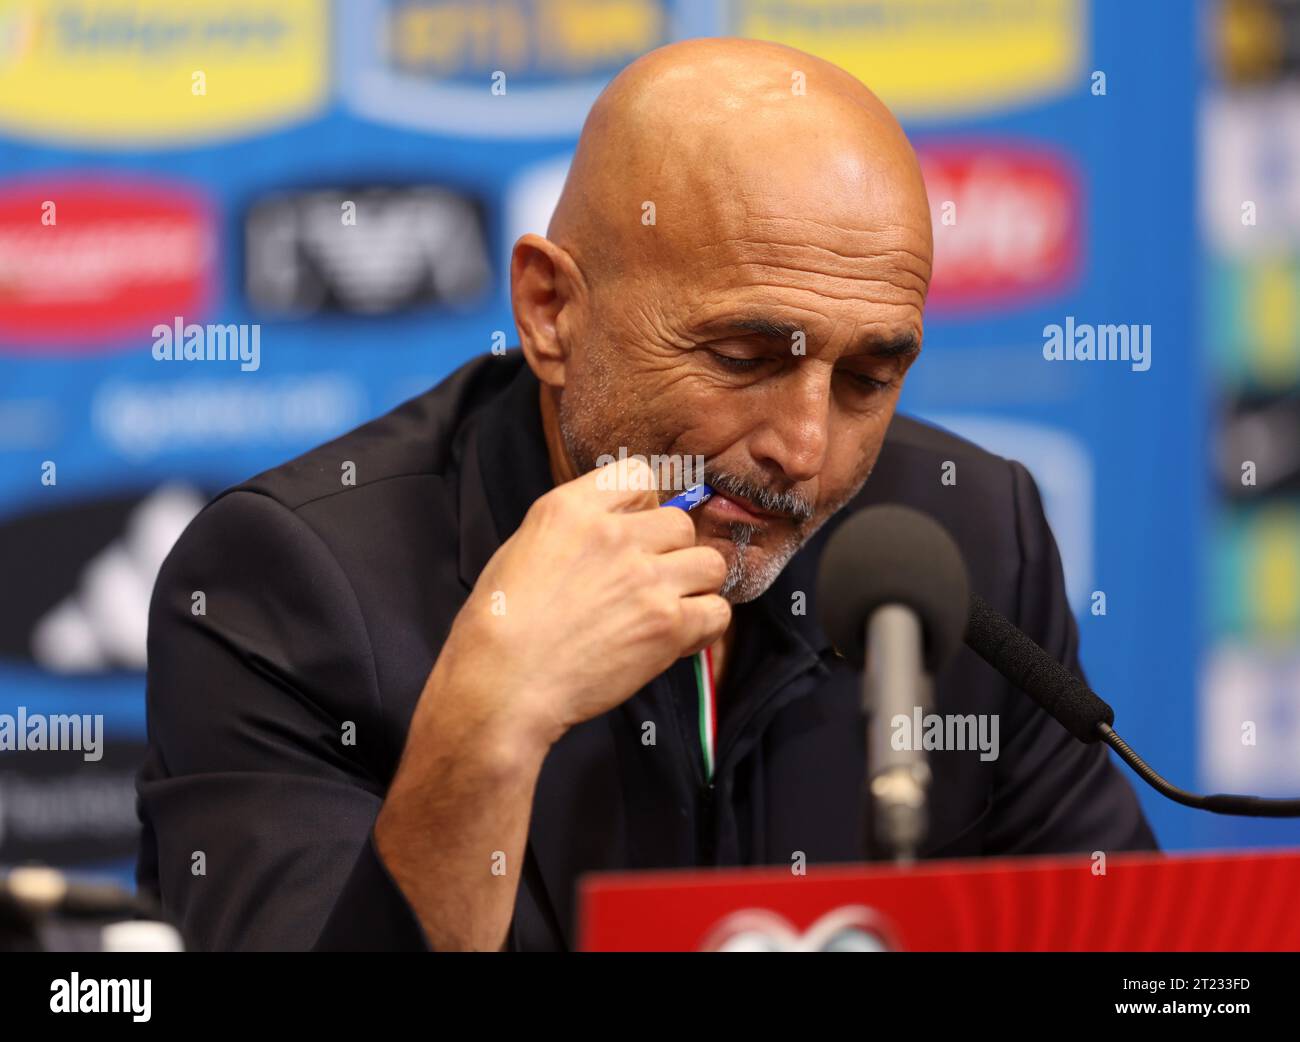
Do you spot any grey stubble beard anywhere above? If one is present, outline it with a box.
[717,522,758,601]
[557,382,873,604]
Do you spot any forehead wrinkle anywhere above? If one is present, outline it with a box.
[694,232,931,265]
[685,212,932,288]
[693,240,932,292]
[693,265,930,311]
[753,213,932,267]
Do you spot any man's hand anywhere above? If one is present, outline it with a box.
[374,456,729,951]
[443,454,731,749]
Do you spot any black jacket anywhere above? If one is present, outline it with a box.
[136,351,1158,951]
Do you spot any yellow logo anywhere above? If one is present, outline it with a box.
[733,0,1085,119]
[0,0,327,146]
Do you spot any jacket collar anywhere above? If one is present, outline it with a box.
[456,354,553,592]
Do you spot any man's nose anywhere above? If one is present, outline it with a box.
[747,367,831,483]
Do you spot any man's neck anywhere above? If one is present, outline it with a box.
[538,384,580,486]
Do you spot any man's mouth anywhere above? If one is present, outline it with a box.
[702,489,784,526]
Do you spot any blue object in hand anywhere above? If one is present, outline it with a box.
[662,483,714,511]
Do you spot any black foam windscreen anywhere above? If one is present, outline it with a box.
[964,593,1114,743]
[815,505,971,672]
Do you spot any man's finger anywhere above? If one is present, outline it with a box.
[568,456,660,513]
[679,594,732,655]
[623,504,699,553]
[657,545,728,595]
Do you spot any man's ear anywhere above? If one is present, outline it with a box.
[510,233,585,389]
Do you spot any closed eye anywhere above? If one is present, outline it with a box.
[846,372,890,392]
[707,349,766,372]
[706,348,893,392]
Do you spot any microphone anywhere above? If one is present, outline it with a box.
[965,592,1113,743]
[821,502,1300,828]
[963,592,1300,818]
[817,505,971,860]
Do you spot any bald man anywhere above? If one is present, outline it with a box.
[137,39,1156,952]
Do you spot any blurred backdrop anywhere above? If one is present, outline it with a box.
[0,0,1295,888]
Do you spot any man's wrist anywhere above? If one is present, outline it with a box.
[424,623,568,767]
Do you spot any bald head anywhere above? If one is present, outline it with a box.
[550,37,932,284]
[512,37,934,603]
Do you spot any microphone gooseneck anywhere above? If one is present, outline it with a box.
[965,592,1300,817]
[964,592,1113,743]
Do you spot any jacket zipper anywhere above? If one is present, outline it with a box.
[699,780,716,864]
[696,651,826,866]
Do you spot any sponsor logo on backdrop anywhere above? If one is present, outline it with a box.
[731,0,1083,119]
[0,485,204,673]
[1213,0,1300,85]
[699,906,899,952]
[338,0,666,137]
[0,0,327,146]
[0,179,215,348]
[1201,88,1300,257]
[920,143,1082,313]
[1201,645,1300,793]
[92,376,366,459]
[1216,394,1300,498]
[0,737,145,864]
[244,186,491,316]
[1209,504,1300,640]
[1207,257,1300,390]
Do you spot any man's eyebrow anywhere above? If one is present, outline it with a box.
[731,317,804,341]
[857,330,920,361]
[721,317,921,360]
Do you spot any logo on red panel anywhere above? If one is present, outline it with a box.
[919,143,1082,313]
[697,905,900,952]
[0,179,215,349]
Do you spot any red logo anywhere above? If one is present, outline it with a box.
[919,142,1082,313]
[697,905,900,952]
[0,178,215,349]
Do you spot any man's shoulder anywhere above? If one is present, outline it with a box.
[854,412,1031,564]
[871,412,1021,496]
[227,353,511,514]
[883,413,1007,463]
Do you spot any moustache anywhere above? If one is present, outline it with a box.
[704,469,816,524]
